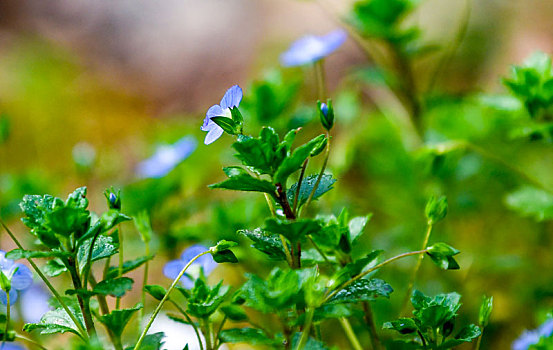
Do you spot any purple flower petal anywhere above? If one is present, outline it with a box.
[220,85,243,110]
[0,342,26,350]
[280,29,347,67]
[206,105,225,120]
[204,126,224,145]
[164,245,218,289]
[163,260,186,281]
[11,264,33,291]
[20,284,51,323]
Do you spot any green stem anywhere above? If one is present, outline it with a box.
[204,319,213,350]
[338,318,363,350]
[295,308,315,350]
[314,60,327,100]
[263,193,277,217]
[293,159,309,215]
[362,301,382,350]
[116,224,124,310]
[324,249,428,303]
[0,220,88,339]
[213,315,227,349]
[400,224,433,315]
[133,250,211,350]
[307,235,331,264]
[170,300,204,350]
[15,334,49,350]
[301,132,330,216]
[67,261,96,337]
[140,242,150,322]
[82,228,103,290]
[473,331,483,350]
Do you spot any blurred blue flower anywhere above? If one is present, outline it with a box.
[20,284,51,323]
[0,251,33,305]
[201,85,243,145]
[280,29,347,67]
[163,245,217,289]
[0,342,26,350]
[513,318,553,350]
[136,136,197,179]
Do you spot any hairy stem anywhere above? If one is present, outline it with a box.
[133,250,210,350]
[67,260,96,336]
[293,159,309,214]
[295,308,315,350]
[362,301,383,350]
[301,132,330,216]
[116,225,124,309]
[0,220,88,339]
[170,300,204,350]
[15,334,49,350]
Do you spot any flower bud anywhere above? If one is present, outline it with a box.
[318,99,334,130]
[104,188,121,210]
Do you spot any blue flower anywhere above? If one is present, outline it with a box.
[280,29,347,67]
[20,284,51,323]
[163,245,217,289]
[136,136,197,179]
[201,85,243,145]
[0,251,33,305]
[0,342,26,350]
[513,318,553,350]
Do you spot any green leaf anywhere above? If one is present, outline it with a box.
[24,307,84,336]
[210,116,238,135]
[209,173,277,196]
[478,295,493,327]
[264,218,322,243]
[330,250,382,288]
[187,280,229,318]
[221,305,248,321]
[77,234,118,273]
[134,211,153,243]
[505,186,553,221]
[291,333,330,350]
[5,249,70,260]
[98,303,142,338]
[426,243,460,270]
[144,285,167,301]
[412,291,462,329]
[211,240,238,253]
[105,255,154,280]
[274,134,326,185]
[286,174,337,208]
[93,277,133,297]
[425,196,448,225]
[46,206,90,236]
[43,259,68,277]
[440,324,481,348]
[383,318,419,334]
[348,215,372,244]
[100,210,132,231]
[219,328,280,346]
[211,249,238,263]
[238,228,286,261]
[327,278,393,304]
[232,127,281,175]
[230,107,243,126]
[126,332,165,350]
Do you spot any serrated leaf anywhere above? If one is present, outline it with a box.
[232,128,280,175]
[5,249,70,260]
[126,332,165,350]
[43,259,68,277]
[211,249,238,263]
[93,277,133,297]
[77,234,118,273]
[221,305,248,321]
[287,174,337,208]
[264,218,322,243]
[24,307,84,337]
[238,228,286,261]
[144,285,167,301]
[274,135,326,185]
[439,324,481,348]
[327,278,393,304]
[219,328,280,346]
[383,318,419,334]
[98,303,142,337]
[209,174,277,196]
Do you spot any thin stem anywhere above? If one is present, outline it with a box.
[263,193,277,217]
[82,229,103,290]
[295,308,315,350]
[133,250,211,350]
[418,330,428,349]
[314,60,327,100]
[427,0,472,93]
[0,220,88,339]
[67,261,96,336]
[263,192,293,267]
[213,315,227,349]
[473,331,483,350]
[103,256,111,280]
[307,235,331,264]
[15,334,48,350]
[301,132,330,216]
[116,225,124,309]
[400,224,433,315]
[338,318,363,350]
[170,300,204,350]
[140,242,150,322]
[293,159,309,215]
[204,319,213,350]
[362,301,382,350]
[324,250,428,303]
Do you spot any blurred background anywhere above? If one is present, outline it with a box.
[2,0,553,348]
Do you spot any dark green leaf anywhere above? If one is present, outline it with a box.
[264,218,322,243]
[210,116,238,135]
[291,333,329,350]
[330,250,382,288]
[211,240,238,253]
[93,277,133,297]
[43,259,68,277]
[238,228,286,261]
[425,196,448,225]
[105,255,154,280]
[230,107,243,126]
[126,332,165,350]
[211,249,238,263]
[440,324,481,348]
[98,304,142,338]
[221,305,248,321]
[383,318,419,334]
[77,234,118,273]
[219,328,280,346]
[24,307,84,336]
[286,174,337,208]
[327,278,393,304]
[209,174,276,196]
[5,249,70,260]
[274,134,326,185]
[144,285,167,301]
[426,243,460,270]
